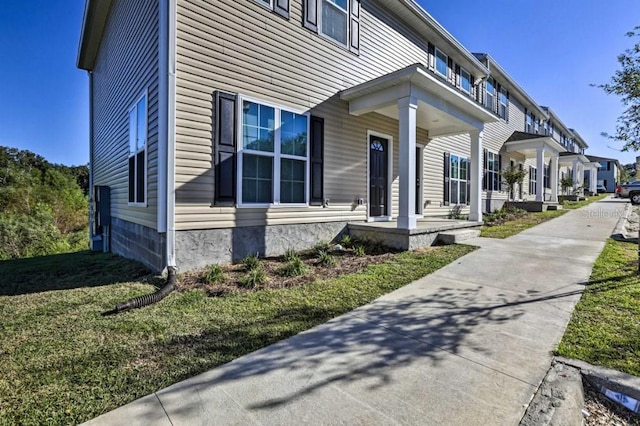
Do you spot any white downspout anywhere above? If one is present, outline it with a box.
[158,0,177,267]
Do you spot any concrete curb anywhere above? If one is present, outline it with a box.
[556,357,640,405]
[520,360,584,426]
[611,201,633,241]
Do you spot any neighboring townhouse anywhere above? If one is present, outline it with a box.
[77,0,597,272]
[586,155,621,192]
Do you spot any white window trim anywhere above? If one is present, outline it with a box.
[251,0,273,10]
[485,78,495,111]
[498,88,508,120]
[416,143,425,217]
[236,95,310,208]
[529,167,537,195]
[434,47,448,78]
[366,130,394,222]
[460,67,471,94]
[484,150,501,193]
[128,90,148,207]
[449,152,470,205]
[318,0,349,48]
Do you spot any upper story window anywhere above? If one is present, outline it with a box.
[239,98,309,205]
[548,121,554,137]
[485,78,495,111]
[460,68,471,94]
[435,48,448,78]
[525,113,533,133]
[252,0,290,19]
[498,88,508,120]
[321,0,348,45]
[128,92,147,205]
[534,118,540,134]
[543,120,549,135]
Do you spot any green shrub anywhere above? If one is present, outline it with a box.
[317,250,337,267]
[277,257,309,277]
[242,253,261,271]
[240,268,268,288]
[314,241,332,255]
[354,245,366,257]
[340,235,353,248]
[283,248,298,262]
[203,264,224,284]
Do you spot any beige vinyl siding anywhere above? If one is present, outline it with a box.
[174,0,482,230]
[92,0,159,229]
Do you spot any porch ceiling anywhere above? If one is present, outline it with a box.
[340,64,498,138]
[504,136,564,158]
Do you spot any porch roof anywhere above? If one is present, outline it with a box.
[503,132,564,157]
[340,64,498,138]
[558,152,591,165]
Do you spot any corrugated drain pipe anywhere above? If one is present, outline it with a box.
[102,266,177,316]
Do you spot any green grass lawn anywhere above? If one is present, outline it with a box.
[480,210,566,238]
[480,194,608,239]
[557,239,640,376]
[0,245,474,424]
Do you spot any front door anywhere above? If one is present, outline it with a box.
[369,136,388,217]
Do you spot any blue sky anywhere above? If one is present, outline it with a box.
[0,1,638,166]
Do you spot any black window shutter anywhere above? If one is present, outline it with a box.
[427,43,435,69]
[466,158,471,205]
[498,154,502,191]
[274,0,290,19]
[310,116,324,205]
[495,82,500,114]
[506,91,510,121]
[524,107,528,131]
[213,91,237,206]
[454,64,461,88]
[349,0,360,54]
[443,152,450,206]
[482,148,488,190]
[303,0,318,32]
[447,57,454,83]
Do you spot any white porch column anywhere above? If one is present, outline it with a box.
[550,153,559,203]
[397,96,417,230]
[469,130,483,222]
[590,165,597,193]
[536,148,545,202]
[572,159,579,194]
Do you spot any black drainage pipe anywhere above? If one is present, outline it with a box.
[102,266,177,316]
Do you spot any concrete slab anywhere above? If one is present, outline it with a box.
[83,394,172,426]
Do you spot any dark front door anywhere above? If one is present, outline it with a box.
[369,136,388,217]
[416,147,421,215]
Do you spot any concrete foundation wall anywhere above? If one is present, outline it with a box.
[175,222,349,271]
[110,217,166,273]
[483,198,507,213]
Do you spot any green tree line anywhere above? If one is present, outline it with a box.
[0,146,89,259]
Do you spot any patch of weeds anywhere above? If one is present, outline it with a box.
[277,257,309,277]
[239,267,268,288]
[364,239,387,255]
[354,245,366,257]
[340,235,354,249]
[283,248,297,262]
[314,241,332,255]
[203,264,224,284]
[317,250,337,267]
[242,253,261,271]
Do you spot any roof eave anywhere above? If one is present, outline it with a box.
[76,0,113,71]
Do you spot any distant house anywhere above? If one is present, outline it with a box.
[77,0,598,272]
[586,155,621,192]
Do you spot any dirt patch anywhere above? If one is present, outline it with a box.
[177,244,397,297]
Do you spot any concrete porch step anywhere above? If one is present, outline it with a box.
[437,229,481,245]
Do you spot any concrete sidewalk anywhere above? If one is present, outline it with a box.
[85,197,628,426]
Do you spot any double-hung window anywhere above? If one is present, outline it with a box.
[544,164,550,189]
[543,120,549,135]
[239,99,309,206]
[460,68,471,94]
[128,92,147,205]
[449,154,469,205]
[435,48,448,78]
[498,88,508,120]
[484,151,501,191]
[534,118,540,134]
[548,121,554,137]
[485,78,495,111]
[320,0,348,46]
[529,167,537,195]
[525,113,532,133]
